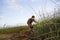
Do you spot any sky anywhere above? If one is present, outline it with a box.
[0,0,60,27]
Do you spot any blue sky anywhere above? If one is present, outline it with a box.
[0,0,60,27]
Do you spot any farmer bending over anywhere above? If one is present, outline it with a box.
[27,16,37,31]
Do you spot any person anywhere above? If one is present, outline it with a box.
[27,15,37,31]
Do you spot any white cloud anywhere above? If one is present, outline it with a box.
[0,16,3,19]
[57,2,60,5]
[6,0,16,4]
[31,0,35,2]
[7,4,23,10]
[31,0,40,2]
[6,0,24,11]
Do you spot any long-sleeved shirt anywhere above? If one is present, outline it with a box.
[27,18,36,24]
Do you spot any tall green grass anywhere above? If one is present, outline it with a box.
[0,17,60,35]
[0,26,28,34]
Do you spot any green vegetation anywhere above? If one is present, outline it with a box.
[0,17,60,40]
[36,17,60,34]
[0,26,28,34]
[0,17,60,34]
[0,38,5,40]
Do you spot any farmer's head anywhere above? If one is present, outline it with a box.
[32,15,35,19]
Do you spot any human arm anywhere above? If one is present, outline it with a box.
[34,20,38,23]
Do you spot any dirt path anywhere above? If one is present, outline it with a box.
[0,34,12,38]
[0,30,40,40]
